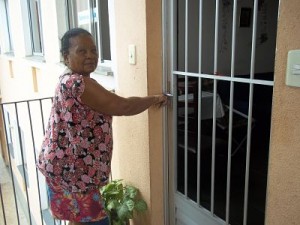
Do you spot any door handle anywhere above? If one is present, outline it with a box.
[164,93,173,98]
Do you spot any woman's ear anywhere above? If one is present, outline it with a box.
[63,53,69,65]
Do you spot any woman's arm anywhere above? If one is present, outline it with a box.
[80,76,167,116]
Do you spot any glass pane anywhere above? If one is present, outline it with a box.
[4,0,13,52]
[75,0,91,32]
[29,0,43,53]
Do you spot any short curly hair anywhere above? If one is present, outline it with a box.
[60,28,92,56]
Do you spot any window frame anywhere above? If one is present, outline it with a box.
[65,0,113,75]
[0,0,14,54]
[27,0,44,56]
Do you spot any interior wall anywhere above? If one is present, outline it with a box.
[266,0,300,224]
[178,0,279,75]
[111,0,164,224]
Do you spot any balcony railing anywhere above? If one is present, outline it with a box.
[0,97,67,225]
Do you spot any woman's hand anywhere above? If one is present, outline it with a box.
[152,94,168,108]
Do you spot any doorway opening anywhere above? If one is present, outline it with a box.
[164,0,279,224]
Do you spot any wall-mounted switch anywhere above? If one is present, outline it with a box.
[286,50,300,87]
[128,45,136,65]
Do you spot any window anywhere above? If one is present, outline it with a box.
[65,0,112,74]
[27,0,44,55]
[0,0,14,54]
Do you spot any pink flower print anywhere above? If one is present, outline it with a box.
[93,126,103,137]
[71,136,80,145]
[53,164,62,175]
[52,130,58,141]
[94,138,101,145]
[72,186,78,192]
[68,127,77,137]
[86,111,94,121]
[48,152,56,161]
[101,123,109,133]
[56,149,65,159]
[80,138,90,148]
[72,113,81,124]
[50,142,58,150]
[46,164,53,173]
[75,124,82,132]
[105,135,112,145]
[94,161,101,169]
[94,177,100,185]
[65,147,72,155]
[81,120,88,128]
[100,162,108,172]
[76,181,87,190]
[66,78,74,88]
[81,174,91,183]
[66,155,76,164]
[98,143,106,151]
[88,167,96,177]
[87,144,95,153]
[93,150,100,158]
[75,159,85,169]
[58,137,68,147]
[54,113,60,123]
[53,176,62,185]
[63,112,72,121]
[65,98,75,110]
[82,128,90,138]
[70,176,77,185]
[83,155,93,165]
[89,120,96,128]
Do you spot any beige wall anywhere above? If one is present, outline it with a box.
[111,0,164,225]
[266,0,300,224]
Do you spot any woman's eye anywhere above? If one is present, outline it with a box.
[78,49,86,54]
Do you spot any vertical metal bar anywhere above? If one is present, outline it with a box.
[225,0,238,224]
[243,0,258,224]
[184,75,188,197]
[0,185,7,225]
[197,0,203,205]
[184,0,189,72]
[162,1,169,224]
[184,0,189,197]
[1,104,20,225]
[211,0,220,214]
[39,99,46,135]
[173,0,178,200]
[14,103,32,225]
[95,0,104,62]
[27,101,44,225]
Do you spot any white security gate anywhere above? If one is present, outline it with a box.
[163,0,279,225]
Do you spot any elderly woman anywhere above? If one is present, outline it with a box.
[37,28,167,225]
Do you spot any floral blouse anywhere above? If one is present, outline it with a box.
[37,72,113,193]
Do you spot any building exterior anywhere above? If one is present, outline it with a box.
[0,0,299,225]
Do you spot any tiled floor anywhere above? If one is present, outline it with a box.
[0,155,28,225]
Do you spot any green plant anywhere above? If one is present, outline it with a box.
[100,179,148,225]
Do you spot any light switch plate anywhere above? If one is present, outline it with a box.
[286,50,300,87]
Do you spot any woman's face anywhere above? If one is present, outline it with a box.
[64,34,99,76]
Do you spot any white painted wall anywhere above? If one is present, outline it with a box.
[178,0,278,75]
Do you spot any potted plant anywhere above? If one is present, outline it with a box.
[100,179,148,225]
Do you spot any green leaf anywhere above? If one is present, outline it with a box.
[125,199,135,211]
[125,186,138,199]
[107,200,120,211]
[135,200,147,212]
[117,203,130,220]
